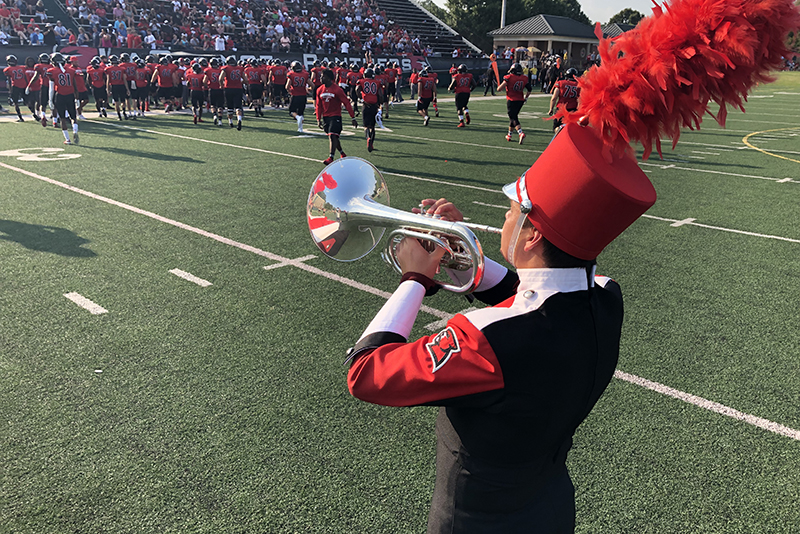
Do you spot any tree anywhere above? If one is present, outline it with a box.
[608,8,644,26]
[419,0,451,25]
[444,0,592,53]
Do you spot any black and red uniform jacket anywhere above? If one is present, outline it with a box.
[347,262,623,532]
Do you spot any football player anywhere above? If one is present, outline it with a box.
[286,60,312,132]
[3,54,28,121]
[315,68,358,165]
[46,53,80,144]
[448,64,477,128]
[151,55,179,113]
[244,58,264,117]
[119,53,137,118]
[133,58,151,117]
[416,67,437,126]
[69,56,89,120]
[270,60,288,108]
[219,56,245,130]
[23,57,42,121]
[346,63,361,117]
[548,68,580,131]
[86,56,107,117]
[105,55,130,120]
[356,67,380,152]
[497,63,532,144]
[203,57,224,126]
[185,62,206,124]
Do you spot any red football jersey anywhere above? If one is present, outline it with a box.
[3,65,28,88]
[315,83,354,120]
[356,78,380,105]
[244,66,262,84]
[204,67,222,90]
[155,64,177,87]
[186,71,205,90]
[311,67,324,87]
[221,65,244,89]
[452,73,474,94]
[346,71,361,86]
[503,73,530,101]
[287,70,310,96]
[47,65,78,95]
[86,65,106,88]
[134,67,149,88]
[72,67,88,92]
[271,65,288,85]
[553,79,580,110]
[418,76,436,99]
[26,65,41,91]
[105,64,127,86]
[121,61,137,82]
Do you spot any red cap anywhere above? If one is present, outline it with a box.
[504,123,656,260]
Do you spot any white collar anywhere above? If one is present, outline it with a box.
[516,266,596,294]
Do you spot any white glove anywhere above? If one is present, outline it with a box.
[25,87,30,95]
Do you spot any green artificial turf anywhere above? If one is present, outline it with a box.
[1,72,799,533]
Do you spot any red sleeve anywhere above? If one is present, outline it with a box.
[339,85,354,117]
[314,86,321,121]
[347,314,504,407]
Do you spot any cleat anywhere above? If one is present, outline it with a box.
[339,152,347,159]
[213,117,218,126]
[33,114,40,121]
[367,139,374,152]
[102,109,107,117]
[505,133,513,142]
[423,116,430,126]
[297,127,303,133]
[230,122,234,128]
[518,132,526,145]
[323,156,334,165]
[465,113,470,124]
[237,121,242,131]
[78,114,86,120]
[457,121,465,128]
[73,132,79,144]
[197,118,204,122]
[193,115,197,124]
[64,139,72,145]
[16,117,24,122]
[435,111,439,117]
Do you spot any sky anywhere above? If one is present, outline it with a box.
[428,0,660,25]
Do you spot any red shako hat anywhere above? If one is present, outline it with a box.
[504,123,656,260]
[504,0,800,261]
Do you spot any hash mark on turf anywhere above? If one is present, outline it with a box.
[670,218,697,227]
[169,268,212,287]
[263,255,317,270]
[63,292,108,315]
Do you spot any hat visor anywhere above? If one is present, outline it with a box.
[501,181,518,203]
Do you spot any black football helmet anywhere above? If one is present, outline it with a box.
[198,57,209,67]
[6,55,17,66]
[226,56,237,66]
[291,60,302,72]
[457,64,467,73]
[364,68,374,79]
[159,56,169,65]
[90,57,100,67]
[51,53,65,65]
[120,53,130,62]
[565,67,578,79]
[38,53,50,64]
[109,55,120,65]
[210,57,220,68]
[136,58,145,68]
[313,60,320,67]
[509,63,522,75]
[192,63,202,73]
[145,54,155,63]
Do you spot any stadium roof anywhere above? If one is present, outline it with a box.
[488,14,596,38]
[601,22,636,37]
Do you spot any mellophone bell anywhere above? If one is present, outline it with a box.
[306,157,501,294]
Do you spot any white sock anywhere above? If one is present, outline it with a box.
[297,116,303,128]
[62,130,70,141]
[458,114,464,121]
[465,108,469,115]
[73,123,78,133]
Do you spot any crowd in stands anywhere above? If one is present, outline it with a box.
[44,0,446,55]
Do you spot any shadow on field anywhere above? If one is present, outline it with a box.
[80,145,203,163]
[0,220,97,257]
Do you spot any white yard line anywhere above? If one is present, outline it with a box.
[169,268,212,287]
[614,371,800,441]
[63,292,108,314]
[3,160,799,441]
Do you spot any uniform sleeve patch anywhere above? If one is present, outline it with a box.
[425,326,461,373]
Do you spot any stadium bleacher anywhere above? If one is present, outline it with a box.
[29,0,480,56]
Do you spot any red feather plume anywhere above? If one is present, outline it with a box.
[555,0,800,160]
